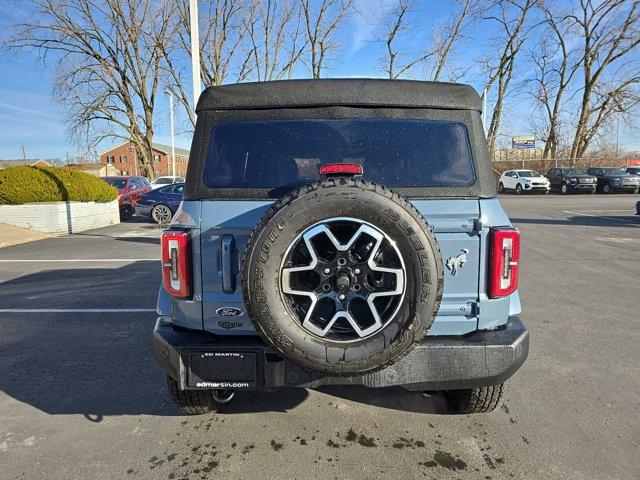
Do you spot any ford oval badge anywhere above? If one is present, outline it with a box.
[215,307,243,317]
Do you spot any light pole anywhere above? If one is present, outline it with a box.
[482,86,489,134]
[610,93,625,166]
[189,0,201,114]
[166,90,176,178]
[615,113,623,166]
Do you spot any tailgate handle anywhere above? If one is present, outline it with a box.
[221,235,236,293]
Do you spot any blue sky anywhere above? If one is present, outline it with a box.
[0,0,637,160]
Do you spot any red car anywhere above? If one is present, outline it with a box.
[104,176,152,220]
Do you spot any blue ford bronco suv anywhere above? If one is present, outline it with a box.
[153,79,528,415]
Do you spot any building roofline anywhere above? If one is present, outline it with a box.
[98,140,130,156]
[99,141,190,157]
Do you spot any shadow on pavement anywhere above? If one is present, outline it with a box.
[114,236,161,245]
[511,215,639,227]
[0,264,159,309]
[0,264,451,419]
[315,386,452,414]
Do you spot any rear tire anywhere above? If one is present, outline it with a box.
[151,204,173,225]
[121,202,134,221]
[497,182,504,193]
[166,376,231,415]
[603,184,611,194]
[445,383,506,414]
[515,184,522,195]
[242,178,443,376]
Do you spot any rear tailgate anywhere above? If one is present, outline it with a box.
[199,198,482,336]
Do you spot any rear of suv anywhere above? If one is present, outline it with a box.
[152,79,529,415]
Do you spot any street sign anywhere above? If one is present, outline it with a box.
[512,135,536,149]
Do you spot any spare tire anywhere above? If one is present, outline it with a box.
[242,178,443,376]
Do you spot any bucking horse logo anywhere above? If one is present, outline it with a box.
[446,249,469,276]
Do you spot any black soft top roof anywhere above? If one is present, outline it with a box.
[196,78,482,112]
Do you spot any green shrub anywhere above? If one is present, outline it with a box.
[0,166,119,205]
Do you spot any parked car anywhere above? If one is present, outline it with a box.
[546,167,597,194]
[625,167,640,175]
[150,175,185,190]
[498,169,550,194]
[152,79,528,415]
[586,167,640,194]
[103,176,152,219]
[135,183,184,224]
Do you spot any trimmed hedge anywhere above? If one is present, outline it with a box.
[0,166,119,205]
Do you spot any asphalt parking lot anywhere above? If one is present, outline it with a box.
[1,194,639,480]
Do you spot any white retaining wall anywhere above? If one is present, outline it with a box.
[0,200,120,234]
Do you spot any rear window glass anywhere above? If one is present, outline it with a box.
[202,119,475,190]
[104,178,126,189]
[154,178,173,185]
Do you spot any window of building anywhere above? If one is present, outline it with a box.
[107,155,115,164]
[119,155,127,163]
[154,154,161,162]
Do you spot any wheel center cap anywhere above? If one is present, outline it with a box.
[336,273,351,292]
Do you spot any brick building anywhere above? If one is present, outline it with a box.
[66,163,121,177]
[99,141,190,177]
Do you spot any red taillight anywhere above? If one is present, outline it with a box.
[319,163,363,176]
[161,230,191,298]
[488,228,520,298]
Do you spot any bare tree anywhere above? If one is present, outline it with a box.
[378,0,484,81]
[163,0,254,127]
[568,0,640,159]
[483,0,536,154]
[7,0,176,178]
[301,0,353,78]
[428,0,476,81]
[244,0,307,81]
[527,1,581,158]
[378,0,427,79]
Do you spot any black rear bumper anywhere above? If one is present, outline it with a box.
[152,316,529,391]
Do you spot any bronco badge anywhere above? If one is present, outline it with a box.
[218,320,244,330]
[215,307,243,317]
[446,249,469,276]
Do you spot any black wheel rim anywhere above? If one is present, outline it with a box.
[280,217,406,341]
[122,204,133,219]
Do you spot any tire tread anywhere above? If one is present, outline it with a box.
[167,376,217,415]
[446,383,507,414]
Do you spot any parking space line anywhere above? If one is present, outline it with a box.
[0,308,156,313]
[562,210,640,226]
[0,259,159,262]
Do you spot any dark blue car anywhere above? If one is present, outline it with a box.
[134,183,184,224]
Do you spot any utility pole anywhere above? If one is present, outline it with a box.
[167,90,176,177]
[189,0,201,114]
[21,145,27,161]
